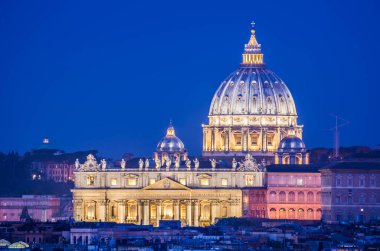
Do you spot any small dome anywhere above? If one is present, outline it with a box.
[156,123,186,153]
[278,136,306,153]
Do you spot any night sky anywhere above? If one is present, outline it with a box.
[0,0,379,159]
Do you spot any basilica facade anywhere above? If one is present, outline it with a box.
[72,22,313,226]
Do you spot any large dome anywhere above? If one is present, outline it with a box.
[209,22,297,117]
[209,67,297,116]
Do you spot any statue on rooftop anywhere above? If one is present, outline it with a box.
[155,158,161,170]
[210,158,217,169]
[185,159,191,170]
[101,159,107,170]
[174,156,180,169]
[121,159,126,170]
[75,159,80,169]
[193,158,199,170]
[232,158,237,170]
[139,159,144,169]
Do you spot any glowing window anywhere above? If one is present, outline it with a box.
[128,178,137,186]
[296,178,304,186]
[87,176,95,186]
[149,178,156,185]
[245,175,254,186]
[235,134,242,146]
[111,178,117,186]
[267,133,274,146]
[221,178,228,186]
[179,178,186,185]
[251,134,259,145]
[200,179,209,186]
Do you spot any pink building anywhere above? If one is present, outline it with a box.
[0,195,61,222]
[46,163,75,182]
[242,188,267,218]
[265,165,322,220]
[320,161,380,223]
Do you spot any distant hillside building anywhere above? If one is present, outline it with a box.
[0,195,72,222]
[320,162,380,224]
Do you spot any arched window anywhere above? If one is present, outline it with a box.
[269,191,277,202]
[269,208,276,219]
[279,208,286,219]
[288,192,295,202]
[316,209,322,220]
[201,204,210,220]
[221,205,227,218]
[307,208,314,219]
[279,191,286,202]
[288,208,295,219]
[298,208,305,220]
[307,192,314,203]
[298,192,305,202]
[316,192,321,203]
[111,205,116,218]
[129,205,137,219]
[87,205,95,220]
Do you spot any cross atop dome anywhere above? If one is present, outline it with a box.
[242,21,264,66]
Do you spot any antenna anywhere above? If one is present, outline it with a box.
[329,114,350,159]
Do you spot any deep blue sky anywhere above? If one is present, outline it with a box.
[0,0,379,158]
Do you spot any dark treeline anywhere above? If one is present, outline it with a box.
[0,149,98,197]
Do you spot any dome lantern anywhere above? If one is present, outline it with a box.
[242,21,264,66]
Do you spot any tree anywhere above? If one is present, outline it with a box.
[20,206,31,222]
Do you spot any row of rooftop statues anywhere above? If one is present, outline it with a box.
[74,154,266,172]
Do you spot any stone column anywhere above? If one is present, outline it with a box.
[174,200,180,220]
[193,200,199,227]
[143,200,150,225]
[74,199,83,221]
[137,201,143,225]
[186,200,192,226]
[211,128,215,151]
[262,129,267,151]
[98,200,107,222]
[156,200,162,227]
[118,200,126,223]
[230,199,240,217]
[211,200,218,225]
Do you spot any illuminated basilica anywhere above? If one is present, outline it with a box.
[72,22,316,226]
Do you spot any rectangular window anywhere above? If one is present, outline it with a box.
[360,178,365,187]
[245,175,254,186]
[200,179,209,186]
[149,178,156,185]
[179,178,186,185]
[336,178,341,187]
[235,134,242,146]
[111,178,117,186]
[128,178,137,186]
[348,178,353,187]
[296,178,304,186]
[250,134,258,146]
[221,178,228,186]
[87,176,95,186]
[267,134,274,146]
[370,177,375,187]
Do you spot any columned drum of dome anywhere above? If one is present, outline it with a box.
[202,22,303,160]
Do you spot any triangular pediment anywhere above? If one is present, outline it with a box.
[143,178,190,190]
